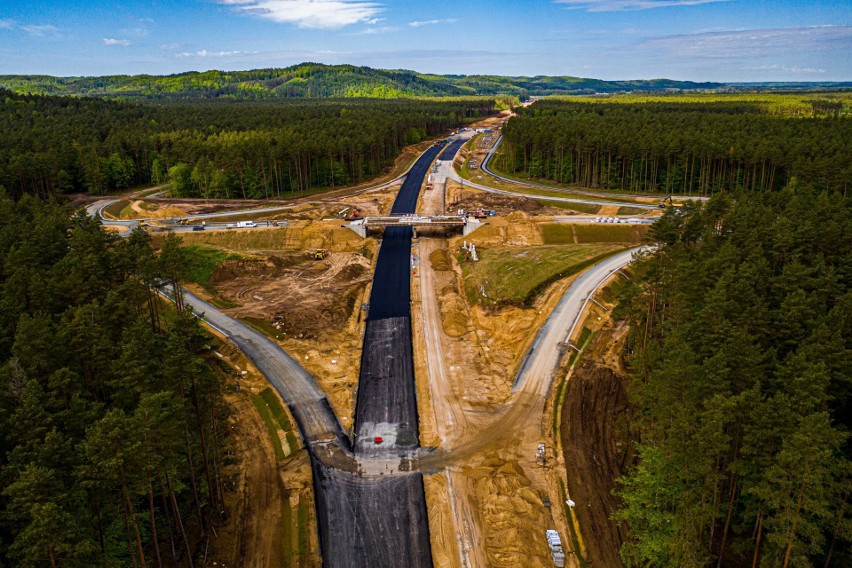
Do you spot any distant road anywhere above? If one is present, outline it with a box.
[479,136,708,204]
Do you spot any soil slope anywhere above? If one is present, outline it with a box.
[560,325,634,567]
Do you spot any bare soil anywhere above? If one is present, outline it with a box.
[206,341,318,568]
[415,160,591,567]
[446,182,568,217]
[560,324,634,567]
[210,252,370,340]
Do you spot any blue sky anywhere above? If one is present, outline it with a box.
[0,0,849,81]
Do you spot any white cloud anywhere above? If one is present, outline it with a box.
[0,19,15,30]
[103,38,132,46]
[20,24,60,37]
[216,0,382,29]
[176,49,259,58]
[357,25,399,35]
[555,0,728,11]
[747,64,826,75]
[409,18,457,28]
[639,25,852,58]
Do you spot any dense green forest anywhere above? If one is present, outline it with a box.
[0,193,227,566]
[496,94,852,195]
[0,89,496,198]
[612,186,851,566]
[0,63,723,100]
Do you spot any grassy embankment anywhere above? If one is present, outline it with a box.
[181,244,243,300]
[462,244,626,308]
[461,222,647,308]
[251,388,309,566]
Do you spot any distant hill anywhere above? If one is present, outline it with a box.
[0,63,725,100]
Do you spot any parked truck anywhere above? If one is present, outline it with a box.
[546,530,565,567]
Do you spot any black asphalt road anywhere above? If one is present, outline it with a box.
[366,226,414,320]
[316,143,446,567]
[354,317,420,450]
[439,138,465,161]
[313,465,432,568]
[390,145,443,214]
[178,144,446,567]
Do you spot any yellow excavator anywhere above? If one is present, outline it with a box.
[658,196,684,209]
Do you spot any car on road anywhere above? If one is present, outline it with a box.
[192,225,205,231]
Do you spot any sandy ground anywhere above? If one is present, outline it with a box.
[415,165,593,568]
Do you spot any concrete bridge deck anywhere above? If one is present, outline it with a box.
[346,214,483,237]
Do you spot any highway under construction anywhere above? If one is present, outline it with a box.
[103,127,650,567]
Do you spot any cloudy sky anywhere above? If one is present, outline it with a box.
[0,0,849,81]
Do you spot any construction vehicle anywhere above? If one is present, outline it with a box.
[474,207,488,219]
[546,530,566,567]
[313,249,329,260]
[658,195,684,209]
[346,208,362,220]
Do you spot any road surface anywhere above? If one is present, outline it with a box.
[339,142,446,567]
[512,247,645,396]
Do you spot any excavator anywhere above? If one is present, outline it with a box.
[658,195,684,209]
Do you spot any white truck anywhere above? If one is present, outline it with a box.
[236,221,257,228]
[546,530,565,567]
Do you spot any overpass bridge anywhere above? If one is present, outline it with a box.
[345,214,484,238]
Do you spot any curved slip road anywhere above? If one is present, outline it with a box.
[412,246,647,472]
[174,287,351,451]
[511,246,646,397]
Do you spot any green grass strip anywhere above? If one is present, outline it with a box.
[251,394,286,460]
[559,480,591,567]
[259,387,294,432]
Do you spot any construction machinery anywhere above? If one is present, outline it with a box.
[314,249,329,260]
[659,195,684,209]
